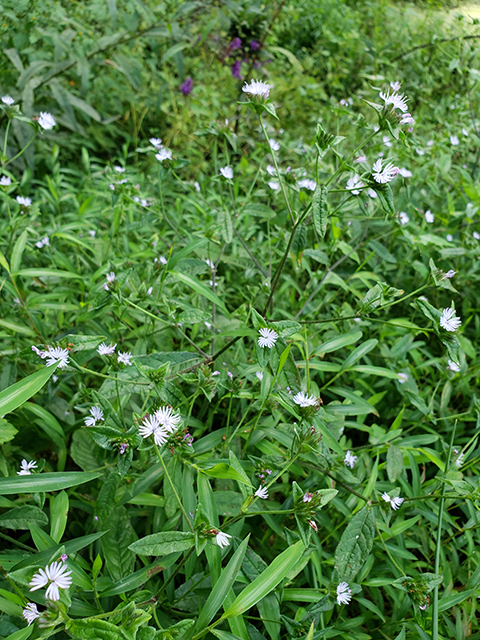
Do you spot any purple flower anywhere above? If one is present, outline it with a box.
[119,442,128,454]
[180,77,193,95]
[231,60,242,79]
[230,37,242,51]
[250,40,260,51]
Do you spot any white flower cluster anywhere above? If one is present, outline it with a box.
[84,406,104,427]
[242,79,271,99]
[31,345,69,369]
[17,459,37,476]
[139,406,182,446]
[29,561,72,601]
[257,327,278,348]
[382,492,404,510]
[150,136,173,162]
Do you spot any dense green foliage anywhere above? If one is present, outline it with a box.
[1,1,480,639]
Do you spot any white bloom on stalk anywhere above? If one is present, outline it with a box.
[383,135,392,148]
[97,342,117,356]
[448,360,460,372]
[17,460,38,476]
[242,79,270,99]
[382,492,404,510]
[155,148,172,162]
[16,196,32,207]
[455,451,465,468]
[400,113,415,125]
[215,531,232,548]
[390,81,401,91]
[346,174,364,195]
[425,210,434,223]
[293,391,317,407]
[450,135,459,146]
[399,212,409,226]
[22,603,40,626]
[29,561,72,601]
[88,230,96,237]
[38,112,56,130]
[397,373,408,384]
[149,137,162,148]
[266,164,276,176]
[298,179,316,191]
[117,351,132,366]
[0,175,11,186]
[258,327,278,348]
[2,95,14,105]
[269,139,280,151]
[473,231,480,240]
[139,414,170,446]
[344,450,357,469]
[154,406,182,432]
[159,256,168,265]
[35,236,50,249]
[336,582,352,605]
[398,167,412,178]
[354,155,367,164]
[206,258,215,270]
[220,166,233,180]
[256,371,263,381]
[372,159,399,184]
[443,270,456,279]
[439,307,461,332]
[308,519,318,532]
[379,90,409,113]
[255,486,268,499]
[367,188,377,198]
[114,166,125,173]
[268,180,280,191]
[44,347,69,369]
[462,128,469,137]
[84,406,104,427]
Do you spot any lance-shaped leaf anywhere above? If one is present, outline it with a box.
[334,506,374,582]
[313,185,328,238]
[0,364,58,416]
[129,531,195,556]
[0,471,101,496]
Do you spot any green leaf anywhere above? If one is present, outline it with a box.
[14,268,84,279]
[312,416,344,456]
[171,271,229,316]
[334,506,375,582]
[313,185,328,238]
[10,230,28,274]
[222,541,305,618]
[387,444,404,482]
[5,627,34,640]
[101,505,137,581]
[0,248,10,273]
[0,419,18,444]
[312,331,362,357]
[66,618,127,640]
[50,490,69,542]
[341,339,378,370]
[218,209,233,244]
[0,506,48,530]
[203,463,253,487]
[129,531,195,556]
[0,471,101,495]
[0,364,58,416]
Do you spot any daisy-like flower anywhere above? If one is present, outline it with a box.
[256,371,263,381]
[258,327,278,348]
[398,167,412,178]
[255,486,269,499]
[16,196,32,207]
[242,79,270,99]
[382,492,404,510]
[303,492,313,502]
[155,148,172,162]
[88,230,96,237]
[22,603,40,626]
[117,351,132,366]
[38,112,56,130]
[114,166,125,173]
[446,234,453,242]
[268,180,280,191]
[266,164,276,176]
[293,391,317,407]
[0,175,11,186]
[220,166,233,180]
[382,492,391,504]
[139,414,170,446]
[425,210,434,223]
[450,135,459,146]
[216,531,232,548]
[105,271,115,283]
[29,561,72,601]
[443,270,456,279]
[269,139,280,151]
[35,236,50,249]
[154,406,182,432]
[390,81,401,91]
[372,159,399,184]
[336,582,352,605]
[346,175,364,195]
[97,342,117,356]
[298,179,316,191]
[473,231,480,240]
[398,373,408,384]
[45,347,69,369]
[448,360,460,372]
[400,113,415,125]
[344,450,357,469]
[84,406,104,427]
[149,137,162,148]
[439,308,461,332]
[379,90,409,113]
[1,95,14,105]
[308,519,318,532]
[17,459,38,476]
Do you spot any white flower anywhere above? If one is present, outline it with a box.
[354,155,367,164]
[462,128,469,137]
[344,450,357,469]
[367,188,377,198]
[147,286,153,295]
[88,230,96,237]
[303,492,313,502]
[439,307,461,332]
[17,459,38,476]
[446,234,453,242]
[398,373,408,384]
[35,236,50,248]
[1,95,14,105]
[155,148,172,162]
[220,166,233,180]
[382,492,391,504]
[242,79,270,98]
[416,148,425,156]
[293,391,317,407]
[346,174,364,195]
[206,258,215,270]
[455,451,465,468]
[255,486,268,499]
[0,175,11,186]
[390,81,401,91]
[336,582,352,605]
[425,210,434,223]
[268,180,280,191]
[400,113,415,125]
[443,270,456,279]
[194,181,200,192]
[427,139,434,146]
[448,360,460,372]
[258,327,278,348]
[31,345,47,358]
[114,166,125,173]
[308,519,318,532]
[383,135,392,148]
[399,211,409,226]
[450,135,459,146]
[159,255,168,265]
[38,112,56,130]
[398,167,412,178]
[473,231,480,240]
[105,272,115,283]
[154,406,182,432]
[45,347,69,369]
[298,179,316,191]
[84,406,104,427]
[149,137,162,148]
[372,159,399,184]
[29,561,72,601]
[256,371,263,381]
[16,196,32,206]
[22,603,40,626]
[269,139,280,151]
[391,496,404,510]
[118,351,132,366]
[103,283,109,291]
[216,531,232,548]
[379,90,409,113]
[97,342,117,356]
[266,164,276,176]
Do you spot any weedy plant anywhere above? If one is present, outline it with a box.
[1,2,480,640]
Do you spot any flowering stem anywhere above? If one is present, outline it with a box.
[156,448,194,533]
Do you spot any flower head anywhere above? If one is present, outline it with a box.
[119,442,128,454]
[17,459,38,476]
[398,167,412,178]
[443,270,456,279]
[269,139,280,151]
[448,360,460,372]
[425,210,434,223]
[16,196,32,207]
[220,166,233,180]
[398,373,408,384]
[22,603,40,626]
[266,164,276,176]
[379,90,409,113]
[242,79,270,99]
[303,492,313,503]
[473,231,480,240]
[439,307,461,332]
[114,166,125,173]
[455,451,465,468]
[0,175,11,186]
[97,342,116,356]
[38,112,56,130]
[2,95,14,106]
[390,81,401,91]
[84,406,104,427]
[336,582,352,605]
[154,406,182,432]
[231,61,242,79]
[35,236,50,249]
[155,148,172,162]
[29,561,72,601]
[256,371,263,381]
[258,327,278,349]
[139,414,170,446]
[215,531,232,548]
[180,77,193,95]
[344,450,357,469]
[307,519,318,532]
[382,492,404,510]
[150,137,162,148]
[298,179,316,191]
[399,212,409,226]
[372,159,399,184]
[400,113,415,125]
[450,135,459,146]
[117,351,132,366]
[255,486,269,499]
[45,346,69,369]
[268,180,280,191]
[293,391,317,407]
[346,174,364,195]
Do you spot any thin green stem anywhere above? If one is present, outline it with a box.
[156,448,194,533]
[3,118,12,159]
[3,133,37,168]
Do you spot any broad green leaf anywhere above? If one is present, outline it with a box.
[334,506,375,582]
[203,463,253,487]
[312,330,362,357]
[0,471,101,495]
[341,339,378,370]
[99,555,180,596]
[129,531,195,556]
[212,632,244,640]
[0,318,36,336]
[312,416,344,456]
[0,506,48,530]
[438,587,477,612]
[14,268,84,279]
[222,541,305,618]
[0,419,18,444]
[387,444,404,482]
[171,271,229,316]
[50,490,69,542]
[10,230,28,274]
[100,504,137,581]
[218,209,233,244]
[0,248,10,273]
[0,364,58,416]
[66,618,127,640]
[5,627,33,640]
[351,365,399,379]
[312,185,328,238]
